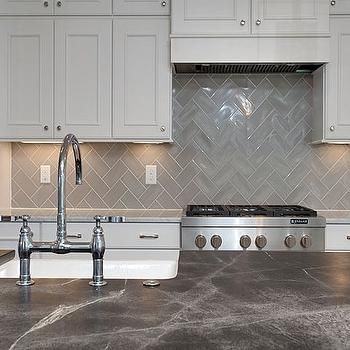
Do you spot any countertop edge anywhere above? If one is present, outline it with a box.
[0,250,15,267]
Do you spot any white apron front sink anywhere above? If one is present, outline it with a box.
[0,250,179,280]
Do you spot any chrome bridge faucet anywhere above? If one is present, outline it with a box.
[17,134,107,287]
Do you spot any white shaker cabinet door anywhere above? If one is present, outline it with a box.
[326,17,350,140]
[251,0,329,35]
[55,19,112,139]
[113,17,171,141]
[53,0,111,15]
[171,0,250,35]
[330,0,350,14]
[113,0,170,15]
[0,0,53,15]
[0,20,53,139]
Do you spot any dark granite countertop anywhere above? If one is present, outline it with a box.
[0,250,15,266]
[2,251,350,349]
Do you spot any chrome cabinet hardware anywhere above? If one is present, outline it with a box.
[161,1,166,6]
[57,125,62,131]
[43,1,49,7]
[67,233,82,239]
[44,125,49,131]
[139,233,159,239]
[160,125,166,132]
[330,125,335,132]
[331,0,336,5]
[57,1,62,7]
[256,19,262,25]
[347,236,350,240]
[240,20,246,26]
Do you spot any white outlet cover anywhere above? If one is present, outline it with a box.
[40,165,51,184]
[146,165,157,185]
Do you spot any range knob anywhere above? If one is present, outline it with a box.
[195,234,206,249]
[255,235,267,249]
[211,235,222,249]
[240,235,251,249]
[300,234,312,248]
[285,235,296,248]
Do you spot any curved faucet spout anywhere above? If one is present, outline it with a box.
[57,134,82,243]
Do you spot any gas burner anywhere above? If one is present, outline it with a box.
[186,205,317,217]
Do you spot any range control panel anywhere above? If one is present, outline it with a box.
[181,227,325,252]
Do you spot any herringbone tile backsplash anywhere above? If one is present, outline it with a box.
[12,74,350,210]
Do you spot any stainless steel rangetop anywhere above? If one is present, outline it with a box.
[182,205,326,252]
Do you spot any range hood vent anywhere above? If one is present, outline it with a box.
[173,63,323,75]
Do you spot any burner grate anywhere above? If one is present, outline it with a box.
[186,205,317,217]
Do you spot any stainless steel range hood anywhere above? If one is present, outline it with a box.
[173,63,323,75]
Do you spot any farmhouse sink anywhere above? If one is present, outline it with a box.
[0,250,179,280]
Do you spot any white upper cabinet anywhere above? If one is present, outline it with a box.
[0,0,111,15]
[251,0,330,35]
[171,0,250,35]
[330,0,350,14]
[113,0,170,15]
[172,0,329,36]
[325,16,350,140]
[113,17,171,141]
[54,0,111,15]
[0,20,53,139]
[55,19,112,139]
[0,0,53,15]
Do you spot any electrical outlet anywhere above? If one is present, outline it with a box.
[40,165,51,184]
[146,165,157,185]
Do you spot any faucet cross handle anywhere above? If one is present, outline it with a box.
[94,215,107,228]
[20,215,31,228]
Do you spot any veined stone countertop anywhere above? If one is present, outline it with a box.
[1,251,350,349]
[318,210,350,224]
[4,208,183,223]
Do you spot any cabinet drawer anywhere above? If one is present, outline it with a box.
[41,222,180,249]
[330,0,350,14]
[326,224,350,250]
[114,0,170,15]
[104,223,180,249]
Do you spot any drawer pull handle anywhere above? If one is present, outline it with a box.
[139,234,159,239]
[347,236,350,240]
[67,233,82,239]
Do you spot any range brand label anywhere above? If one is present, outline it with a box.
[290,219,309,225]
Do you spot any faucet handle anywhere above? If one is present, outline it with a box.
[19,215,31,227]
[94,215,107,228]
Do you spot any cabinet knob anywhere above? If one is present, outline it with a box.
[331,0,336,5]
[56,125,62,131]
[161,1,166,6]
[240,19,246,26]
[256,19,262,25]
[330,125,335,132]
[160,126,166,132]
[43,1,49,7]
[56,1,62,7]
[43,125,49,131]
